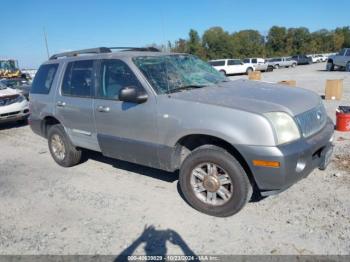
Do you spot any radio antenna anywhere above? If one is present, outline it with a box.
[43,27,50,59]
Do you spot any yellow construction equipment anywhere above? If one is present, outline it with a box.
[0,59,23,79]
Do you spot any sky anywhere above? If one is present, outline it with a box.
[1,0,349,68]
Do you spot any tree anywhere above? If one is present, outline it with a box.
[289,27,312,54]
[169,25,349,61]
[231,30,265,58]
[172,38,187,53]
[187,29,206,59]
[266,26,287,56]
[202,27,233,59]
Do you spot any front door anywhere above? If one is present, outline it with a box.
[93,59,159,168]
[54,59,99,151]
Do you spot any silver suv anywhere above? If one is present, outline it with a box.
[29,47,334,217]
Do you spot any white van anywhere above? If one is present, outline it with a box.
[209,59,254,75]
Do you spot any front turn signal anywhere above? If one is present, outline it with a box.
[253,160,280,168]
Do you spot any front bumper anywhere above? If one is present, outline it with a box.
[236,118,334,195]
[0,100,29,123]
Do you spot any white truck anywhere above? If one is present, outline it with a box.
[326,48,350,71]
[267,57,297,69]
[209,59,254,75]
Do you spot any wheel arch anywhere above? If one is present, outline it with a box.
[42,115,61,138]
[172,134,258,190]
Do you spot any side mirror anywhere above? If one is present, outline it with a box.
[119,86,148,104]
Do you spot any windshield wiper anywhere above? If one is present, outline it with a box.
[167,85,206,94]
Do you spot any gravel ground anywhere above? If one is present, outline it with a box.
[0,62,349,256]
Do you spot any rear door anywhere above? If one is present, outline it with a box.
[227,59,244,74]
[93,59,159,167]
[54,59,99,151]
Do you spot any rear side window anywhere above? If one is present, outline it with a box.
[243,59,250,63]
[62,60,94,97]
[346,49,350,56]
[209,61,225,66]
[31,64,58,94]
[227,60,241,65]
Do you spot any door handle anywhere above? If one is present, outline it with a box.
[97,105,110,112]
[56,101,66,107]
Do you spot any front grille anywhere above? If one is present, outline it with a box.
[0,111,20,118]
[295,104,327,137]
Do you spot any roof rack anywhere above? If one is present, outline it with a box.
[49,46,160,60]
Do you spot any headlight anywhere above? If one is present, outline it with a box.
[264,112,300,145]
[15,94,25,103]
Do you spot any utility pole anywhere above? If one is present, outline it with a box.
[43,27,50,59]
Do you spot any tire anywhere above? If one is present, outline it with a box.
[326,62,334,71]
[274,64,279,69]
[246,67,253,75]
[179,145,252,217]
[219,70,226,76]
[267,66,274,72]
[48,124,82,167]
[291,63,296,68]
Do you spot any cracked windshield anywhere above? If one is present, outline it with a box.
[134,55,227,94]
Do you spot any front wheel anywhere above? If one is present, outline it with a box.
[48,124,82,167]
[274,64,279,69]
[246,67,253,75]
[219,70,226,76]
[179,145,252,217]
[291,63,296,68]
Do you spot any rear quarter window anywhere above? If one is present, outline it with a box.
[209,61,225,66]
[30,64,58,94]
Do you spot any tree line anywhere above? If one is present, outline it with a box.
[164,26,350,60]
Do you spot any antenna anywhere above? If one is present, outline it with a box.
[43,27,50,59]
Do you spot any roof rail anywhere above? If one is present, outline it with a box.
[49,46,160,60]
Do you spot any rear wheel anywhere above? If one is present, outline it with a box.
[326,61,334,71]
[291,63,296,68]
[179,145,252,217]
[274,64,279,69]
[48,124,82,167]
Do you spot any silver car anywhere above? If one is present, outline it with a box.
[29,47,334,217]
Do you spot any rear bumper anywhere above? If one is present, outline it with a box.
[28,117,45,137]
[236,118,334,195]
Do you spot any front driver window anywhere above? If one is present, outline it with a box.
[98,59,142,100]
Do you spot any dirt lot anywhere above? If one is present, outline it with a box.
[0,62,349,256]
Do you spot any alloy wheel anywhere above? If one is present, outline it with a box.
[51,134,66,160]
[190,162,233,206]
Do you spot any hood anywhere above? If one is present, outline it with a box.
[169,79,321,116]
[0,87,20,98]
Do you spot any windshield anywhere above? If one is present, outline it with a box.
[133,55,227,94]
[0,60,18,71]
